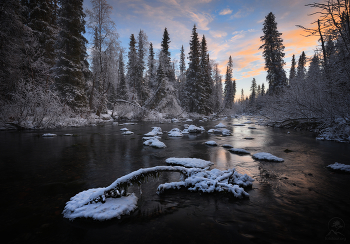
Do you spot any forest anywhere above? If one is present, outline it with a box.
[0,0,349,141]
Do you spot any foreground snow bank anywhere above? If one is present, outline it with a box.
[252,152,284,162]
[327,162,350,172]
[63,165,254,221]
[166,157,213,169]
[143,138,166,148]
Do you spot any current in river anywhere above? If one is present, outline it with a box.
[1,116,349,244]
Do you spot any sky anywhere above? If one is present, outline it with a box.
[83,0,322,98]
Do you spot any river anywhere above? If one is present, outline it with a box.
[0,117,349,244]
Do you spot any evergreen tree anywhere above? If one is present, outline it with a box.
[257,84,261,96]
[261,83,265,96]
[289,54,296,86]
[198,36,212,115]
[232,79,236,104]
[147,42,157,91]
[117,51,128,101]
[241,89,244,102]
[260,12,286,94]
[250,78,257,104]
[136,29,148,105]
[184,25,201,112]
[180,45,186,75]
[127,34,138,102]
[223,56,233,109]
[296,51,307,81]
[211,63,222,112]
[54,0,89,112]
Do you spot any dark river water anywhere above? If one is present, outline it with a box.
[1,117,349,244]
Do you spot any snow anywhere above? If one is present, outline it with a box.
[184,124,189,128]
[165,157,214,169]
[222,129,232,136]
[143,138,166,148]
[205,141,218,146]
[122,131,134,135]
[207,129,214,133]
[120,128,129,131]
[63,189,138,221]
[229,148,250,154]
[42,133,57,137]
[144,127,163,136]
[187,125,205,133]
[63,165,254,221]
[186,119,193,122]
[215,123,226,128]
[222,144,233,148]
[142,136,161,140]
[182,128,189,134]
[327,162,350,172]
[252,152,284,162]
[168,128,183,137]
[157,168,254,198]
[172,118,179,123]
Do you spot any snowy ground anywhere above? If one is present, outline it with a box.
[252,152,284,162]
[327,162,350,172]
[165,158,214,169]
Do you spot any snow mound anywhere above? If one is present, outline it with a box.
[42,133,57,137]
[143,138,166,148]
[327,162,350,172]
[186,119,193,122]
[142,136,161,140]
[188,125,205,133]
[157,168,254,198]
[172,118,179,123]
[229,148,250,155]
[168,128,183,137]
[222,129,232,136]
[120,128,129,131]
[184,124,189,128]
[222,144,233,148]
[215,123,226,128]
[182,128,189,134]
[208,129,215,133]
[122,131,134,135]
[144,127,163,136]
[252,152,284,162]
[63,189,138,221]
[205,141,218,146]
[165,157,214,169]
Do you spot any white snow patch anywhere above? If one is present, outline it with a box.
[215,123,226,128]
[208,129,215,133]
[144,127,163,136]
[168,128,183,137]
[205,141,218,146]
[63,188,138,221]
[252,152,284,162]
[187,125,205,133]
[122,131,134,135]
[186,119,193,122]
[222,129,232,136]
[229,148,250,154]
[327,162,350,172]
[165,158,213,169]
[143,138,166,148]
[120,128,129,131]
[42,133,57,137]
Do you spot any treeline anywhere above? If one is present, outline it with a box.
[240,0,350,133]
[0,0,237,128]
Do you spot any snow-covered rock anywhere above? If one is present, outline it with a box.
[143,138,166,148]
[172,118,179,123]
[165,157,214,169]
[186,119,193,122]
[42,133,57,137]
[205,141,218,146]
[188,125,204,133]
[327,162,350,172]
[63,189,138,221]
[222,129,232,136]
[184,124,189,128]
[168,128,183,137]
[222,144,233,148]
[182,128,189,134]
[144,127,163,136]
[122,131,134,135]
[120,128,129,131]
[142,136,161,140]
[215,123,226,128]
[229,148,250,154]
[207,129,215,133]
[252,152,284,162]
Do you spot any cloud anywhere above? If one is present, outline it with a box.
[231,7,253,19]
[189,11,213,30]
[219,8,232,15]
[209,30,227,38]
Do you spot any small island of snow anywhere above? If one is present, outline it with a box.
[252,152,284,162]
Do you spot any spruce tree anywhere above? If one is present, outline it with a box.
[223,56,233,109]
[212,63,222,111]
[117,52,128,101]
[296,51,307,81]
[136,30,148,105]
[250,78,257,104]
[54,0,89,112]
[127,34,138,102]
[261,83,265,96]
[184,25,200,112]
[289,54,296,86]
[232,79,236,104]
[260,12,286,94]
[147,42,157,91]
[180,45,186,75]
[198,36,212,115]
